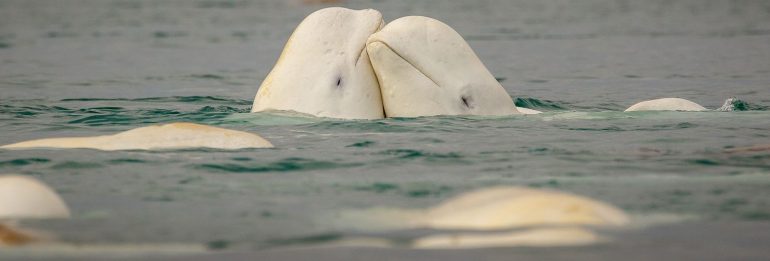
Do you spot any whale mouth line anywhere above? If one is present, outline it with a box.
[368,40,441,88]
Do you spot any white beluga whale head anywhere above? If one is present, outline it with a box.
[366,16,522,117]
[252,7,385,119]
[624,98,708,112]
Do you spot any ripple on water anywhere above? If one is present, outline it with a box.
[50,161,104,169]
[0,158,50,167]
[192,157,361,173]
[2,96,252,127]
[377,149,466,163]
[514,97,569,111]
[60,96,252,105]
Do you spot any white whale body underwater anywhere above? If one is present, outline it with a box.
[332,186,630,248]
[1,123,273,151]
[0,175,70,246]
[625,98,708,112]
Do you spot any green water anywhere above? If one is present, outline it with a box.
[1,0,770,259]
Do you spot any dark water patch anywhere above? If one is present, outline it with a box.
[66,107,246,126]
[0,104,74,118]
[309,121,415,133]
[528,179,561,188]
[188,74,225,80]
[0,42,10,49]
[730,99,768,111]
[196,0,247,8]
[741,211,770,220]
[143,109,181,116]
[690,159,720,166]
[570,102,625,111]
[466,33,597,41]
[198,106,248,113]
[720,198,749,212]
[633,122,698,131]
[45,31,78,38]
[153,31,188,38]
[495,77,506,82]
[193,157,360,173]
[230,157,251,161]
[78,107,126,113]
[354,182,399,193]
[267,233,343,247]
[0,158,50,167]
[670,190,692,197]
[378,149,464,162]
[178,176,202,185]
[347,140,375,148]
[405,185,452,198]
[231,31,249,40]
[51,161,103,169]
[567,126,624,132]
[527,147,550,155]
[67,114,137,125]
[143,195,174,202]
[206,240,230,250]
[686,154,770,169]
[514,97,568,111]
[107,158,148,164]
[60,96,252,105]
[526,79,549,83]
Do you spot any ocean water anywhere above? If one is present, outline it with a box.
[1,0,770,259]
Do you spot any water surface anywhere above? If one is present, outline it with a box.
[1,0,769,259]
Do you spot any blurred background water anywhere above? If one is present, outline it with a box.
[1,0,769,259]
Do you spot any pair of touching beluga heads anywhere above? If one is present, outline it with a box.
[252,7,542,119]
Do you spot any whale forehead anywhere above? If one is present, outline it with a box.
[291,8,383,63]
[367,16,493,89]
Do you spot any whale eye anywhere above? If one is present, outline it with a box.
[336,77,342,88]
[461,95,473,109]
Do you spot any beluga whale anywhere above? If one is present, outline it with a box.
[366,16,538,117]
[624,98,708,112]
[252,7,386,119]
[1,123,273,151]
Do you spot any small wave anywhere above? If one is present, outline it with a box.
[64,107,248,126]
[309,120,417,133]
[377,149,465,163]
[222,111,321,126]
[50,161,103,169]
[192,157,361,173]
[60,96,252,105]
[107,158,149,164]
[0,158,50,167]
[717,98,769,111]
[187,74,225,80]
[347,140,376,148]
[514,97,569,111]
